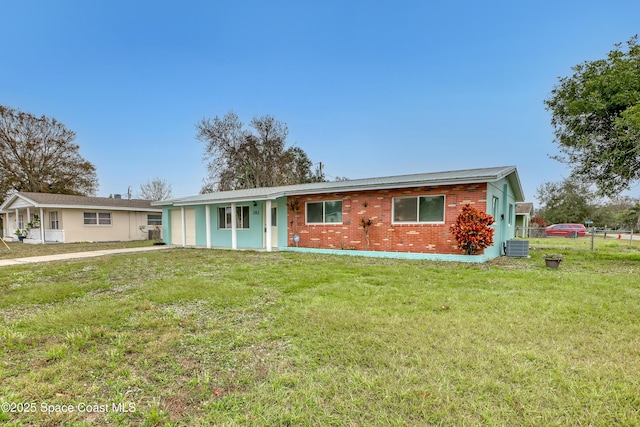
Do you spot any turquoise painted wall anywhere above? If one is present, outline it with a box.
[275,197,288,248]
[162,207,178,244]
[208,203,263,248]
[194,205,207,247]
[486,178,517,258]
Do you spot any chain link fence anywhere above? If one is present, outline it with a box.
[515,226,637,249]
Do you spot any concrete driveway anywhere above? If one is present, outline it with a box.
[0,245,171,267]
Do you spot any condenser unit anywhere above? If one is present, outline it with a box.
[504,239,529,257]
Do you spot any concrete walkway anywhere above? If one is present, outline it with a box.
[0,245,171,267]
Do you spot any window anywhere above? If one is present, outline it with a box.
[84,212,112,225]
[50,211,59,230]
[271,207,277,227]
[393,196,445,223]
[508,204,514,226]
[18,214,24,229]
[306,200,342,224]
[492,197,499,220]
[98,213,111,225]
[218,206,250,229]
[147,214,162,226]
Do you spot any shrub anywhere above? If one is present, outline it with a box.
[531,217,547,227]
[450,204,495,255]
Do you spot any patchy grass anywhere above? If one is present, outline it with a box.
[0,246,639,426]
[0,240,154,260]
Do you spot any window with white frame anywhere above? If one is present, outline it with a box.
[18,214,24,229]
[508,204,514,226]
[147,214,162,226]
[218,206,250,229]
[392,195,445,223]
[50,211,59,230]
[306,200,342,224]
[84,212,112,225]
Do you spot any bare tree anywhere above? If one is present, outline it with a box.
[0,105,98,199]
[196,111,325,192]
[139,177,172,201]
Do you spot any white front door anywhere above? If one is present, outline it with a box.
[265,205,278,248]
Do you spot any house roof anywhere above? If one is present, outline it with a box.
[0,192,161,213]
[515,202,534,215]
[156,166,524,207]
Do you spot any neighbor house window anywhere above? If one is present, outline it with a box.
[306,200,342,224]
[147,214,162,226]
[50,211,59,230]
[218,206,250,229]
[84,212,112,225]
[392,195,445,223]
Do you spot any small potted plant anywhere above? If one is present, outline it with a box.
[14,229,28,242]
[544,254,563,268]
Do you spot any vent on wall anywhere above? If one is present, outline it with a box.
[504,240,529,257]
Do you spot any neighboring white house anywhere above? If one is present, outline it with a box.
[0,192,162,244]
[515,202,534,237]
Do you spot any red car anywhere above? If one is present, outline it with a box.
[546,223,587,237]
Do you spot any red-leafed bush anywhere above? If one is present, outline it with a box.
[530,217,546,227]
[449,204,496,255]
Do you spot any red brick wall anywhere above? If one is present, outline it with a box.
[287,183,488,254]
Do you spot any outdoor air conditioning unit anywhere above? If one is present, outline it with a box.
[504,239,529,258]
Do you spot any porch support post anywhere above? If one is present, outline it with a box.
[265,200,272,251]
[231,202,237,250]
[39,208,45,244]
[181,206,186,247]
[205,205,211,249]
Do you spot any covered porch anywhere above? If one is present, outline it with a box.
[3,208,65,244]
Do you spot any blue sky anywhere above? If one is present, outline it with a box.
[3,0,640,204]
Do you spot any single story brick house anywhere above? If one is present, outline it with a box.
[0,192,162,244]
[155,166,524,261]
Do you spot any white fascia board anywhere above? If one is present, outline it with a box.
[283,176,500,197]
[2,203,161,212]
[171,193,284,207]
[0,193,37,211]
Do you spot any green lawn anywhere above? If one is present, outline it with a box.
[1,244,639,426]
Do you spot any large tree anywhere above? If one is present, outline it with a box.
[535,177,594,225]
[544,36,640,196]
[0,105,98,199]
[196,112,325,192]
[139,177,172,201]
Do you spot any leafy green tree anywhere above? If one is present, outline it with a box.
[196,112,325,192]
[544,36,640,196]
[536,177,594,224]
[0,105,98,200]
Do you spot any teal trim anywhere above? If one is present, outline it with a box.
[281,247,492,262]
